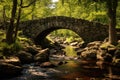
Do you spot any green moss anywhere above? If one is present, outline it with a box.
[100,42,116,49]
[63,46,77,57]
[46,36,55,43]
[65,37,74,43]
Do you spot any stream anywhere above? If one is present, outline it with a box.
[3,46,120,80]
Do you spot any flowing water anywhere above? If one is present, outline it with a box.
[4,46,120,80]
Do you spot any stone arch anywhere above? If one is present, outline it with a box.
[34,27,61,44]
[34,27,84,45]
[19,16,108,45]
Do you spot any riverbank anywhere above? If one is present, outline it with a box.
[0,31,120,80]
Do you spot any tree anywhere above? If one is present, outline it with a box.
[14,0,23,41]
[6,0,17,44]
[5,0,37,44]
[84,0,118,45]
[61,0,119,45]
[106,0,118,45]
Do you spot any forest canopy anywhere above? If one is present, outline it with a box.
[0,0,120,45]
[0,0,120,28]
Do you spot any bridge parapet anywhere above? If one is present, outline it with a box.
[18,16,109,44]
[1,16,110,45]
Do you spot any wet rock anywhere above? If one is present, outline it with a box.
[34,48,50,63]
[0,57,23,78]
[103,53,112,62]
[87,41,102,48]
[0,56,21,66]
[57,61,64,65]
[53,61,67,66]
[24,46,39,55]
[96,54,104,61]
[50,49,57,54]
[76,49,85,55]
[96,60,104,69]
[107,47,116,56]
[63,41,69,45]
[77,41,117,63]
[70,42,78,46]
[100,42,116,50]
[80,49,97,60]
[0,62,22,78]
[112,59,120,67]
[112,49,120,67]
[114,49,120,58]
[16,50,33,64]
[40,62,56,68]
[56,50,66,56]
[78,41,103,56]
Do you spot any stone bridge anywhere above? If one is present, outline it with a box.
[19,16,109,45]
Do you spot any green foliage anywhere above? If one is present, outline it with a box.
[51,29,79,37]
[48,29,84,44]
[65,37,74,43]
[46,36,55,43]
[0,30,5,42]
[0,41,22,56]
[100,42,116,49]
[86,11,108,23]
[0,0,119,27]
[0,0,120,50]
[63,46,77,57]
[0,30,23,56]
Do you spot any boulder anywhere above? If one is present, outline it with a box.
[112,49,120,67]
[50,49,57,54]
[80,49,97,60]
[76,49,85,55]
[54,61,68,66]
[107,47,116,56]
[103,53,112,62]
[87,41,102,48]
[24,46,39,55]
[0,56,21,66]
[114,49,120,59]
[70,42,78,46]
[16,50,33,64]
[40,62,56,68]
[0,62,22,78]
[78,41,116,62]
[112,58,120,67]
[0,57,22,78]
[34,48,50,63]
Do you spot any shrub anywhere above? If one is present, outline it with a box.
[0,42,22,56]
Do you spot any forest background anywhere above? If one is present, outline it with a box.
[0,0,120,45]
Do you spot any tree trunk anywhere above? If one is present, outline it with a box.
[106,0,118,45]
[31,0,36,20]
[14,0,23,41]
[6,0,17,44]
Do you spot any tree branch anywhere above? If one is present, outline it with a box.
[21,0,36,8]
